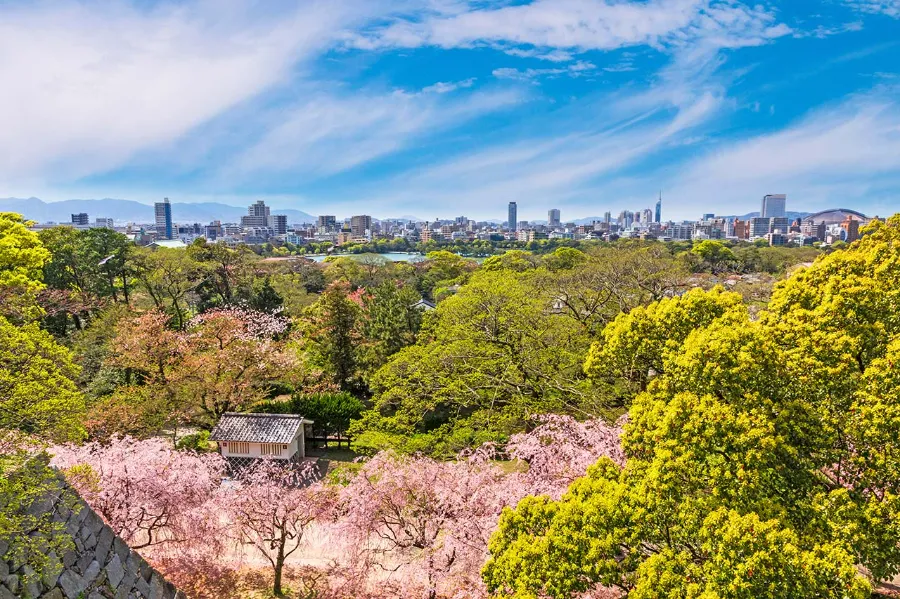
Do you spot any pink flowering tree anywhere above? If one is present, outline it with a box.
[340,451,525,599]
[51,436,225,548]
[507,414,626,497]
[220,459,337,597]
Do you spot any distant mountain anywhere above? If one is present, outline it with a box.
[0,197,315,225]
[727,211,812,221]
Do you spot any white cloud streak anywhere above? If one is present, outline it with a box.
[845,1,900,18]
[348,0,791,55]
[0,0,378,185]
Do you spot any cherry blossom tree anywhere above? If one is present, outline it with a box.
[507,414,627,496]
[51,436,225,548]
[220,459,337,597]
[340,451,523,599]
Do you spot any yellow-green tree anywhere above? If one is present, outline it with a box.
[484,216,900,597]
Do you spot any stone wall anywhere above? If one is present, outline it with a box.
[0,475,183,599]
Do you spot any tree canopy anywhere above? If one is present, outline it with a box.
[483,216,900,597]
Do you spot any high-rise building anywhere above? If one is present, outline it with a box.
[242,200,270,227]
[71,213,89,226]
[154,198,173,240]
[508,202,518,231]
[350,215,372,237]
[761,194,786,218]
[655,194,662,223]
[317,215,337,231]
[749,216,771,238]
[269,214,287,235]
[733,218,748,239]
[548,209,561,227]
[603,211,612,225]
[642,208,653,224]
[94,218,114,229]
[770,216,789,234]
[618,210,634,229]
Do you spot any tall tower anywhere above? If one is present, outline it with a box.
[154,197,173,240]
[508,202,518,231]
[761,194,786,218]
[548,208,561,227]
[655,192,662,223]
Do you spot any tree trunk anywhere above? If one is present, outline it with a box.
[273,538,286,596]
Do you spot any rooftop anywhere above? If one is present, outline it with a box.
[210,412,313,444]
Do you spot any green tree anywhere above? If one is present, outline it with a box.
[300,282,363,393]
[0,212,50,319]
[482,216,900,597]
[131,247,204,329]
[352,269,600,456]
[359,281,423,375]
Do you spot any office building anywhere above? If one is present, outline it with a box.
[350,215,372,237]
[94,218,114,229]
[642,208,653,225]
[655,195,662,223]
[508,202,518,231]
[761,194,786,218]
[749,216,771,238]
[154,198,173,240]
[603,211,612,225]
[317,215,337,231]
[242,200,270,227]
[548,209,561,227]
[770,216,790,234]
[269,214,287,235]
[71,213,89,226]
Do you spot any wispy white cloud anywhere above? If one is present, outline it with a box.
[666,88,900,213]
[793,21,864,39]
[0,0,381,186]
[844,1,900,18]
[492,61,597,82]
[422,78,477,93]
[348,0,791,56]
[226,85,524,178]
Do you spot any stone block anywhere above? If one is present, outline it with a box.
[0,540,8,557]
[62,550,78,569]
[112,538,129,564]
[58,569,86,599]
[87,512,105,536]
[76,552,94,576]
[0,583,15,599]
[88,592,105,599]
[106,555,125,589]
[135,575,151,598]
[0,561,7,577]
[42,553,62,588]
[83,533,97,551]
[95,528,114,566]
[4,574,19,594]
[138,558,152,583]
[82,560,101,585]
[41,589,64,599]
[25,575,43,599]
[149,572,165,599]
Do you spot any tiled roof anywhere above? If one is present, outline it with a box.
[209,413,311,444]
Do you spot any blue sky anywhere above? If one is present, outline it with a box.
[1,0,898,221]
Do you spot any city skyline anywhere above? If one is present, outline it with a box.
[0,1,898,220]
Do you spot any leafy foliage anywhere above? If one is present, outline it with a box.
[483,216,900,598]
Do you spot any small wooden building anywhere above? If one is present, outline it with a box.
[210,413,313,469]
